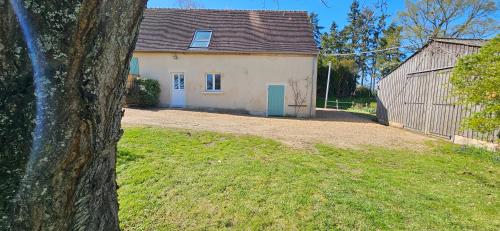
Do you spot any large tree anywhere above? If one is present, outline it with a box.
[0,0,146,230]
[398,0,498,47]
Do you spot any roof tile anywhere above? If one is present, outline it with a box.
[136,8,319,54]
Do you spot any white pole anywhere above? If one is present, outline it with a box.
[324,61,332,109]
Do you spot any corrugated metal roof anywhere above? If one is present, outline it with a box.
[136,8,319,55]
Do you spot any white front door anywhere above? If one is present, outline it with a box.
[171,73,185,107]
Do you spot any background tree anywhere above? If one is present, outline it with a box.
[317,55,357,99]
[398,0,498,49]
[450,35,499,137]
[320,22,347,54]
[318,11,358,99]
[309,12,324,48]
[376,24,405,77]
[369,0,389,92]
[319,0,395,98]
[358,7,375,87]
[0,0,146,230]
[344,0,363,86]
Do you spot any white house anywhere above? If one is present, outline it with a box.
[131,8,319,117]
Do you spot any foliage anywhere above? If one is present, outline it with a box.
[398,0,498,48]
[376,24,406,77]
[353,85,372,98]
[309,12,323,47]
[349,101,377,115]
[450,35,500,134]
[118,127,499,230]
[126,78,161,107]
[317,57,357,98]
[319,0,401,95]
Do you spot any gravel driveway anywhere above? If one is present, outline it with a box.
[122,108,432,149]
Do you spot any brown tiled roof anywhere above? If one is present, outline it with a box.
[136,8,319,54]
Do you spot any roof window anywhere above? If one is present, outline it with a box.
[190,30,212,48]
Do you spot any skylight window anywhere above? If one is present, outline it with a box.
[190,30,212,48]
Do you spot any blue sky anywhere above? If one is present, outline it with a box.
[148,0,407,33]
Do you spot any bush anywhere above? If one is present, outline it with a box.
[451,35,499,135]
[353,85,372,98]
[351,101,377,114]
[126,78,161,107]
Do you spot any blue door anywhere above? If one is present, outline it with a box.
[267,85,285,116]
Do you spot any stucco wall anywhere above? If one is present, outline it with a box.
[133,52,317,117]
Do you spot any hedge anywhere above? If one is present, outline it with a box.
[126,78,161,107]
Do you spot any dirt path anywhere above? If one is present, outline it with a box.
[122,108,433,149]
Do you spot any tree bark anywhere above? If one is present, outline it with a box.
[0,0,146,230]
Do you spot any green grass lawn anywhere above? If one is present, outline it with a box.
[117,127,499,230]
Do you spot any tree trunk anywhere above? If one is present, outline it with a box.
[360,69,365,86]
[0,0,146,230]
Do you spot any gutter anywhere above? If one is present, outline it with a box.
[134,49,319,57]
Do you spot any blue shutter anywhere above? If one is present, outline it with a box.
[129,57,139,75]
[267,85,285,116]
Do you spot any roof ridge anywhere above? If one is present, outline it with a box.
[432,37,489,41]
[145,8,309,14]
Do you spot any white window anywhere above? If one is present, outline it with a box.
[206,73,221,91]
[190,30,212,48]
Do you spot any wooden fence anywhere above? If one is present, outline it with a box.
[126,75,139,92]
[324,99,372,110]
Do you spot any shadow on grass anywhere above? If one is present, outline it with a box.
[117,149,144,166]
[429,141,500,164]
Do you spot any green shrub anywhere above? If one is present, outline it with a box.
[353,85,372,98]
[126,78,161,107]
[351,101,377,114]
[450,35,499,135]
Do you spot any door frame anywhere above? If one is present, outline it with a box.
[266,83,286,117]
[403,72,433,134]
[170,72,186,108]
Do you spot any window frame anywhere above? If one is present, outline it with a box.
[190,30,213,48]
[205,73,222,92]
[173,73,185,90]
